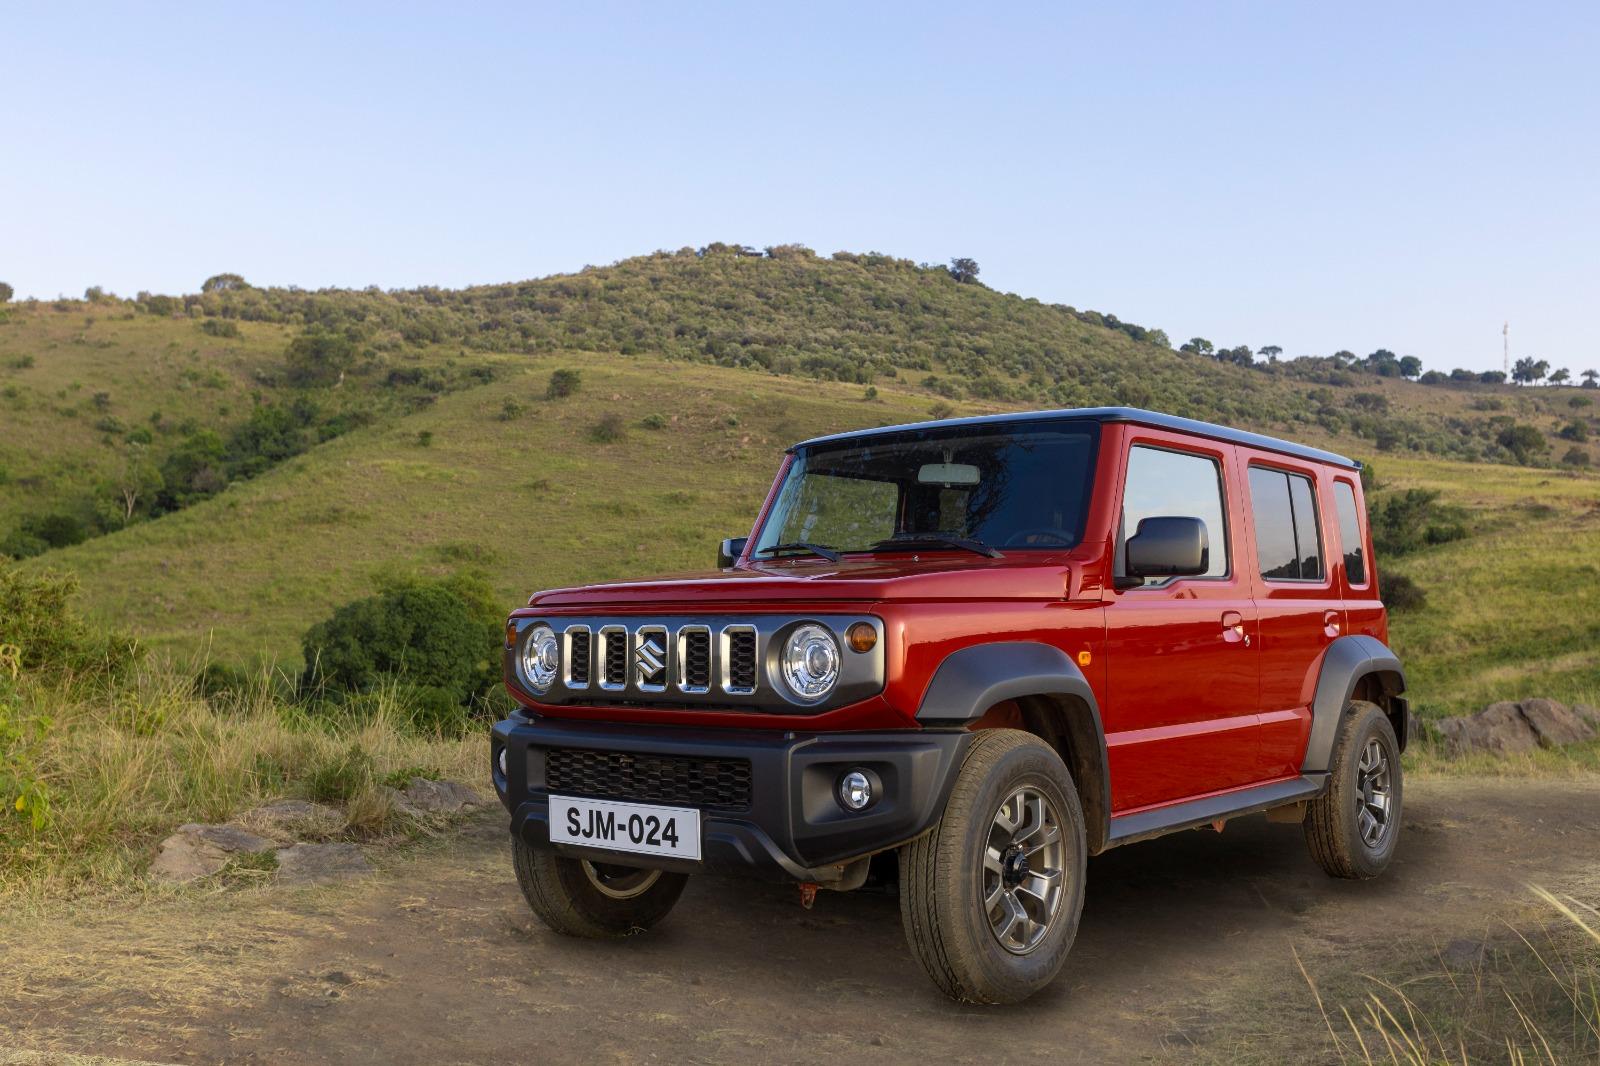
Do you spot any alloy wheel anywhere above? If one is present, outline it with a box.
[981,785,1066,955]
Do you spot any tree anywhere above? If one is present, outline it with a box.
[546,368,582,399]
[1549,367,1571,385]
[0,282,13,304]
[1583,369,1599,389]
[201,273,248,293]
[1365,349,1401,377]
[1511,356,1549,386]
[283,329,356,387]
[1217,345,1254,367]
[99,445,164,526]
[947,258,980,284]
[1479,370,1507,385]
[1258,345,1283,361]
[1398,355,1423,379]
[1180,337,1214,356]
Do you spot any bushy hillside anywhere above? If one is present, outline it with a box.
[1,247,1596,719]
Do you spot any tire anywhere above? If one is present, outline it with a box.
[1304,700,1403,879]
[513,838,689,938]
[899,728,1088,1004]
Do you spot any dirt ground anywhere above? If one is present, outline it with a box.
[3,775,1598,1066]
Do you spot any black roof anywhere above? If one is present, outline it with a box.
[792,406,1360,470]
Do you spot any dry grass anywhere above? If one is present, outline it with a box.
[0,655,484,908]
[1298,887,1600,1065]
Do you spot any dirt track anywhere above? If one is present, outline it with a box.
[4,775,1599,1065]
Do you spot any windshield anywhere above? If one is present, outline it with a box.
[752,420,1099,556]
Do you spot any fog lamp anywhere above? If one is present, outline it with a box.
[839,769,873,811]
[497,746,508,778]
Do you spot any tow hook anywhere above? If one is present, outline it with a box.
[798,882,819,909]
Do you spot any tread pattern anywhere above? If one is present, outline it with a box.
[1304,700,1400,879]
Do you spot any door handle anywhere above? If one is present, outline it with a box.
[1221,611,1250,647]
[1323,610,1342,640]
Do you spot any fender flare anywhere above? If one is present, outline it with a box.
[917,641,1111,852]
[1302,634,1407,773]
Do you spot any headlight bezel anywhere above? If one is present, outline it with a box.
[778,622,842,703]
[518,622,560,694]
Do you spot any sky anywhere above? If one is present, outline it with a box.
[3,2,1597,374]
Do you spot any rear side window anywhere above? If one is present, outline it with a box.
[1333,481,1367,585]
[1121,445,1229,579]
[1248,467,1323,581]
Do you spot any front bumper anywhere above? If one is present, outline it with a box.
[491,713,971,882]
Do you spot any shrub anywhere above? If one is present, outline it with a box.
[498,396,526,421]
[546,368,582,399]
[640,413,667,430]
[1496,423,1549,465]
[1381,572,1427,613]
[1558,420,1589,442]
[415,430,434,448]
[299,573,502,729]
[0,564,140,679]
[0,282,13,304]
[589,412,626,442]
[1,513,90,559]
[1561,446,1590,467]
[1368,489,1468,557]
[928,401,955,419]
[199,318,240,338]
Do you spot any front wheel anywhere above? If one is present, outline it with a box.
[899,729,1088,1004]
[513,838,689,938]
[1304,700,1403,879]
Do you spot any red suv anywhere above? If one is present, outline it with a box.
[493,407,1408,1003]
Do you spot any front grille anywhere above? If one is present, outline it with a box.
[681,628,711,691]
[546,747,752,810]
[567,628,591,686]
[727,628,757,692]
[602,629,627,688]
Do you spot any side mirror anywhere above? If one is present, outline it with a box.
[717,537,748,569]
[1124,516,1209,580]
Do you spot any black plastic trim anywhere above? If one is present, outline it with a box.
[1302,635,1407,772]
[492,714,972,882]
[1107,773,1327,847]
[915,641,1110,853]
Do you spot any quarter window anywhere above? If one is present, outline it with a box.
[1333,481,1367,585]
[1248,467,1323,581]
[1120,446,1229,580]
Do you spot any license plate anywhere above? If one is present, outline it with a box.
[548,795,702,861]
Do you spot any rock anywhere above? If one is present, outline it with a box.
[275,842,371,885]
[1571,703,1599,728]
[230,799,345,842]
[1436,701,1540,756]
[1404,705,1426,744]
[1519,698,1597,748]
[392,778,485,817]
[150,823,276,883]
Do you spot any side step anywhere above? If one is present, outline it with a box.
[1106,774,1327,849]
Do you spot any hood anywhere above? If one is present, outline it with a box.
[527,554,1075,608]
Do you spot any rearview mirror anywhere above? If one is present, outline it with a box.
[717,537,748,569]
[917,462,980,486]
[1124,516,1209,580]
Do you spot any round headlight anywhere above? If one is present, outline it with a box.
[519,624,560,693]
[781,623,840,701]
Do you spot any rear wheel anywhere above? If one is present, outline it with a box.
[899,729,1087,1004]
[1304,700,1403,879]
[513,838,689,937]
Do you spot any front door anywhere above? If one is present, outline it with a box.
[1103,434,1262,812]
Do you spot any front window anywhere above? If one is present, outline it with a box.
[752,421,1099,557]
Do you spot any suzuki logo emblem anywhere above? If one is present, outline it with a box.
[635,632,666,686]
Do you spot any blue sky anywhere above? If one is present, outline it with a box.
[4,2,1597,373]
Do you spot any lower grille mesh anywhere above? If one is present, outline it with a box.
[546,747,752,809]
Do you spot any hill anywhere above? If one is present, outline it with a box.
[1,247,1597,718]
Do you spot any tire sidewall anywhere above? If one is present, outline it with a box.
[1337,707,1403,876]
[937,738,1087,1001]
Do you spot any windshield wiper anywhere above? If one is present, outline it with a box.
[755,541,841,562]
[871,534,1004,559]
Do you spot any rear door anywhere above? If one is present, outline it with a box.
[1102,431,1262,811]
[1242,455,1342,778]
